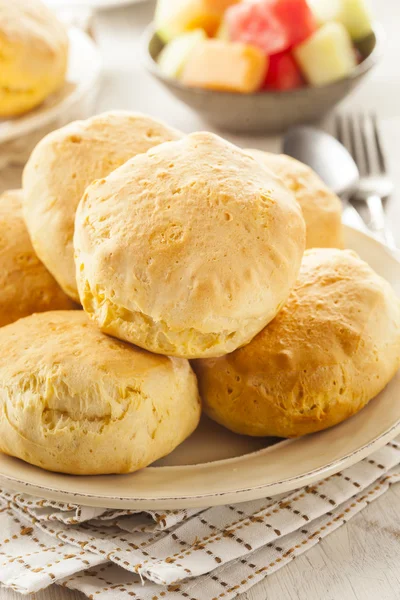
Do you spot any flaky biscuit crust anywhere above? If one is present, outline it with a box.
[0,0,68,117]
[74,132,306,358]
[0,311,201,474]
[0,190,75,327]
[194,249,400,437]
[246,150,343,250]
[23,111,183,301]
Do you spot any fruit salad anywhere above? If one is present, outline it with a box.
[155,0,373,93]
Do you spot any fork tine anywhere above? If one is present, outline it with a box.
[361,113,386,176]
[347,113,365,175]
[359,113,373,175]
[335,113,353,157]
[372,114,387,173]
[335,113,345,145]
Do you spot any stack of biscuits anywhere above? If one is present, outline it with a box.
[0,106,399,475]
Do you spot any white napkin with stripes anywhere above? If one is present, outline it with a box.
[1,439,400,599]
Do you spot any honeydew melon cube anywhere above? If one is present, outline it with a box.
[307,0,342,24]
[215,22,230,40]
[340,0,373,41]
[293,21,357,86]
[155,0,241,43]
[307,0,373,40]
[157,29,207,79]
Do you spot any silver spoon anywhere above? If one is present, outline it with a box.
[282,125,366,232]
[283,125,360,197]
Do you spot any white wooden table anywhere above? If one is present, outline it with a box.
[2,1,400,598]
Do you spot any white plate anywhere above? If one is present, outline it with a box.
[0,226,399,509]
[0,28,102,145]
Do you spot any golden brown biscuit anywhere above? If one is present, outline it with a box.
[74,132,306,358]
[0,311,201,475]
[0,190,75,327]
[246,150,343,249]
[23,111,183,301]
[194,249,400,437]
[0,0,68,117]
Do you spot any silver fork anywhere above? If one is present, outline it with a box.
[335,113,396,248]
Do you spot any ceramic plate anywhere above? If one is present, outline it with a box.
[0,28,101,145]
[0,226,399,509]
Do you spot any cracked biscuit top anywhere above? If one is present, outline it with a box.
[74,131,306,358]
[194,249,400,438]
[0,189,74,326]
[246,150,343,250]
[23,111,183,302]
[0,311,200,474]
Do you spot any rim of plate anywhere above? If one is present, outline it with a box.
[0,27,102,144]
[1,419,400,508]
[0,225,399,509]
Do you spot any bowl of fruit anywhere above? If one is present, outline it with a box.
[143,0,383,133]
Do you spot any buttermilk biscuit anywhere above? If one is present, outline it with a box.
[194,249,400,437]
[0,311,201,475]
[0,0,68,117]
[0,190,75,327]
[23,111,183,301]
[246,150,343,249]
[74,132,306,358]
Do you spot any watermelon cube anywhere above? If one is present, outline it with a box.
[225,0,316,54]
[157,29,207,79]
[181,39,268,93]
[293,22,357,86]
[263,52,304,90]
[272,0,317,46]
[155,0,241,42]
[225,1,290,55]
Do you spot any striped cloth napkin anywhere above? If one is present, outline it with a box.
[1,439,400,600]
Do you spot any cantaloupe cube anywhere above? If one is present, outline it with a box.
[308,0,373,40]
[181,40,268,93]
[155,0,241,42]
[293,22,357,86]
[157,29,207,79]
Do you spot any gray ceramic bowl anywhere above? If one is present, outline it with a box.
[142,23,384,134]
